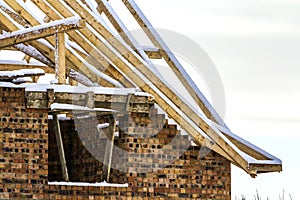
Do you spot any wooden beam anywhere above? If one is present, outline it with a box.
[0,16,85,49]
[30,0,134,88]
[55,32,66,84]
[0,61,54,73]
[2,1,115,87]
[53,113,69,182]
[249,163,282,174]
[102,117,116,182]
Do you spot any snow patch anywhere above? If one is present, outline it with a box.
[50,103,116,112]
[12,77,33,83]
[97,123,110,131]
[48,181,128,187]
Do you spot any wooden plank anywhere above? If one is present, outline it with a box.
[31,0,134,88]
[248,163,282,175]
[55,32,66,84]
[0,61,54,73]
[0,17,85,49]
[102,117,116,182]
[53,113,69,182]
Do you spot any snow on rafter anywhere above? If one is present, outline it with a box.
[0,68,45,79]
[0,16,85,49]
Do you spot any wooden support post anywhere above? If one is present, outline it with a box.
[102,117,116,182]
[31,75,39,83]
[55,32,66,84]
[53,113,69,182]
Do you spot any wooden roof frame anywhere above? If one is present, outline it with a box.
[0,0,282,177]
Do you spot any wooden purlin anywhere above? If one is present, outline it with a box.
[30,0,135,88]
[2,0,117,88]
[122,0,227,128]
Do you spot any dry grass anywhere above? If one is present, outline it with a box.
[236,189,293,200]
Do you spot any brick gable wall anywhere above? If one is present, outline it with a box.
[0,86,230,199]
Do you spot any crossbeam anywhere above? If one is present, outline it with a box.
[0,16,85,49]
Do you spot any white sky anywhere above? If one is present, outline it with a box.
[1,0,300,199]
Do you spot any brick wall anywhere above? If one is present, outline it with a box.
[0,86,48,199]
[0,85,231,199]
